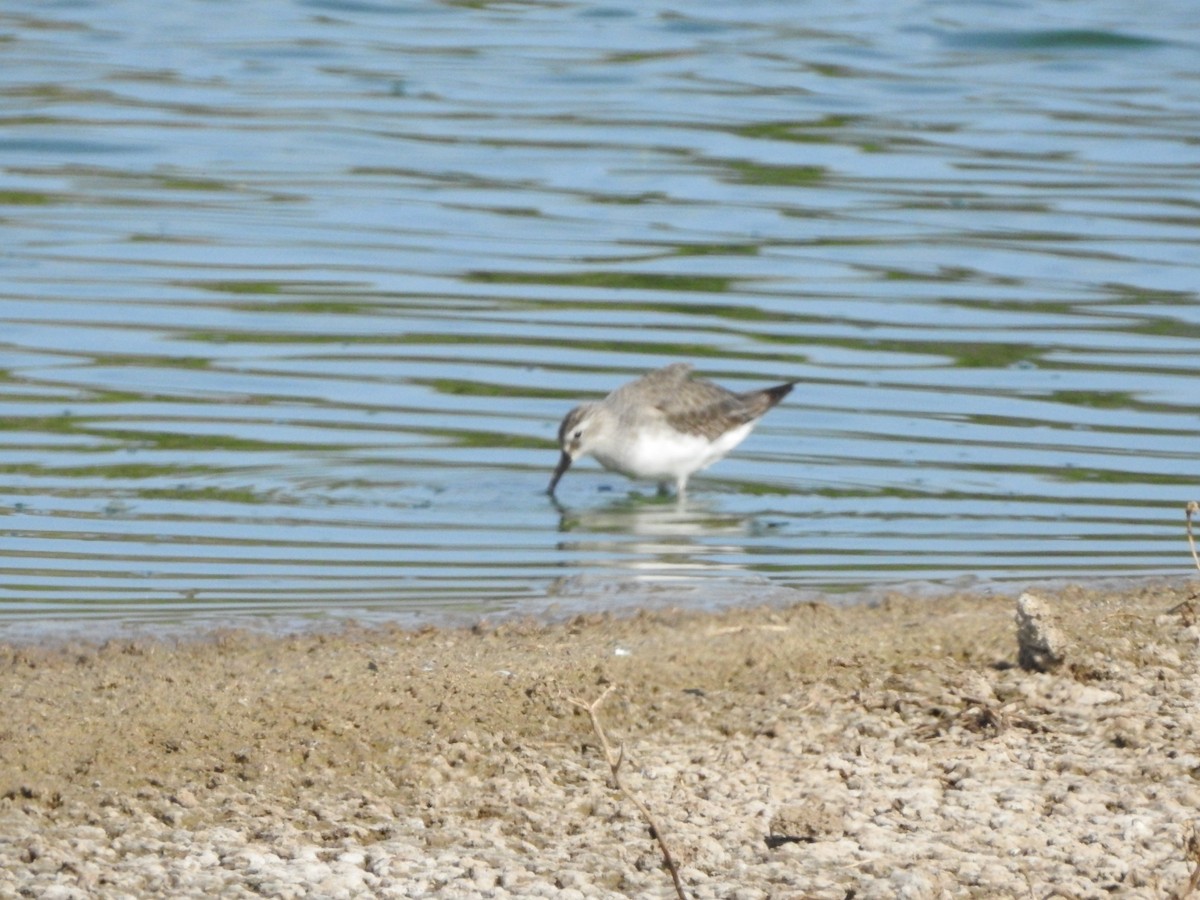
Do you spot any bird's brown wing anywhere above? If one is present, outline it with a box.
[661,385,755,439]
[662,377,795,440]
[618,364,794,440]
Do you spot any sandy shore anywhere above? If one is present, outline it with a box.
[3,579,1200,899]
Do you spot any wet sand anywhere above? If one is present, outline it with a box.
[3,579,1200,898]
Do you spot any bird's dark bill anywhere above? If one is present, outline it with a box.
[548,451,572,494]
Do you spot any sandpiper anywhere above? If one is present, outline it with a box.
[548,362,794,496]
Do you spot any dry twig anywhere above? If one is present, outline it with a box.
[1173,821,1200,898]
[707,624,789,636]
[567,686,688,900]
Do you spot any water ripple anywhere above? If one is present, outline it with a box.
[1,0,1198,636]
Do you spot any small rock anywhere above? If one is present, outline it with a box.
[768,801,844,846]
[955,670,996,703]
[1015,592,1066,671]
[39,886,86,900]
[155,806,183,826]
[172,788,199,809]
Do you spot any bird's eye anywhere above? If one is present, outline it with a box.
[573,429,582,439]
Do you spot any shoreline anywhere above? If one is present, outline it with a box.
[3,577,1199,897]
[0,571,1177,650]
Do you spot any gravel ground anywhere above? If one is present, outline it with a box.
[3,579,1200,898]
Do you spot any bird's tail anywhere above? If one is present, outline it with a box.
[760,381,794,409]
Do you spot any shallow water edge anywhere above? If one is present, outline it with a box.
[2,570,1193,649]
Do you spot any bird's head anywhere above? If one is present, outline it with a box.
[548,403,600,494]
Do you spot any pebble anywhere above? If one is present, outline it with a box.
[1015,591,1067,671]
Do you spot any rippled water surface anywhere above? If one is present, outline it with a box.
[2,0,1199,638]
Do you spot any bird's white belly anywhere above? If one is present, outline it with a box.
[592,422,754,481]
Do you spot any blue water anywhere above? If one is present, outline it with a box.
[1,0,1199,638]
